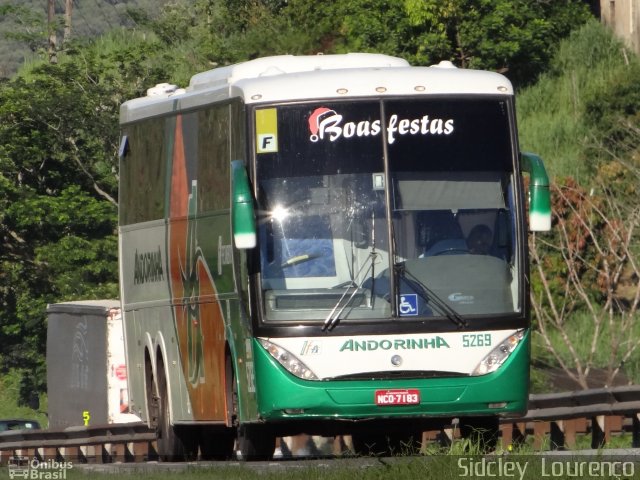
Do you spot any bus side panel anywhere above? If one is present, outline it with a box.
[227,297,261,423]
[165,108,243,422]
[119,219,192,423]
[121,100,258,425]
[120,313,191,424]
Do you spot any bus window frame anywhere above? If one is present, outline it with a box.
[244,97,531,338]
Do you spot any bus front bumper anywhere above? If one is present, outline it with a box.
[252,333,530,421]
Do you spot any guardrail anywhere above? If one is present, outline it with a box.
[0,422,156,465]
[501,385,640,451]
[1,385,639,464]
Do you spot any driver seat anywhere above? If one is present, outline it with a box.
[417,210,466,257]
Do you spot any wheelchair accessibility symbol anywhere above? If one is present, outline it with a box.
[399,294,418,316]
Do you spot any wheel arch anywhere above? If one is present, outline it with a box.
[153,331,175,425]
[142,332,157,427]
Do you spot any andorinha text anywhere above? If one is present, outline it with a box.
[133,247,164,285]
[339,336,450,352]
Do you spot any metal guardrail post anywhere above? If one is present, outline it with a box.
[549,421,565,450]
[591,415,606,449]
[512,422,526,448]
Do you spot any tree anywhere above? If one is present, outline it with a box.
[530,174,640,389]
[0,63,118,397]
[145,0,592,88]
[247,0,592,87]
[0,31,181,401]
[402,0,592,85]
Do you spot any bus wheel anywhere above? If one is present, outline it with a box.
[237,424,275,461]
[352,431,422,456]
[199,426,235,460]
[459,416,499,453]
[156,361,198,461]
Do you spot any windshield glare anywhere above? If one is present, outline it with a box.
[255,98,520,323]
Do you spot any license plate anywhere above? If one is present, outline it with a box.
[375,389,420,406]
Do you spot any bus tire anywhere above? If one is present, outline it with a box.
[199,426,235,460]
[156,359,198,461]
[237,424,275,461]
[459,416,499,453]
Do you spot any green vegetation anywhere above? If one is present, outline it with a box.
[124,0,591,88]
[518,19,640,181]
[533,308,640,387]
[0,0,182,77]
[517,20,640,392]
[0,370,48,426]
[4,453,637,480]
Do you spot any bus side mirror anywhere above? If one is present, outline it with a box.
[231,160,257,249]
[521,152,551,232]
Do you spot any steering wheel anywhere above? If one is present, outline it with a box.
[432,248,469,256]
[332,280,358,289]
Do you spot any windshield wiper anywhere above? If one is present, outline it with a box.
[323,251,379,332]
[395,263,467,329]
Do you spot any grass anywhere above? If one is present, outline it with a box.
[517,19,640,182]
[5,446,637,480]
[530,308,640,391]
[85,424,640,477]
[0,369,48,427]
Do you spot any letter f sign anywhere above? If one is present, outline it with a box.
[257,134,277,153]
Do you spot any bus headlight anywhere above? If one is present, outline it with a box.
[471,330,525,376]
[258,339,318,380]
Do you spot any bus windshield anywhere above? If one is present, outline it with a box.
[255,98,520,324]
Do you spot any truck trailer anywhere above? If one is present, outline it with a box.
[46,300,139,428]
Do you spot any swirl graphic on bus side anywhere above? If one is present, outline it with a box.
[168,115,227,421]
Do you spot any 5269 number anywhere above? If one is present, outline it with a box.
[462,334,491,347]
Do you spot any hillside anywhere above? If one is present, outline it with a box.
[0,0,189,78]
[517,19,640,181]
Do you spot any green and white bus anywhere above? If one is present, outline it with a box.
[118,53,551,460]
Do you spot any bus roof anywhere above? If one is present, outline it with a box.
[120,53,514,124]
